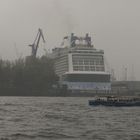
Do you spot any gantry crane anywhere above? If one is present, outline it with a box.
[29,28,45,57]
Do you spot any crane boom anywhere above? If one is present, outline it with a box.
[29,28,45,57]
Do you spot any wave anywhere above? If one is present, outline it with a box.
[0,137,10,140]
[2,103,23,107]
[10,132,76,139]
[10,133,36,139]
[37,131,76,139]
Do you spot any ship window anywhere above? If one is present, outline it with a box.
[96,66,104,71]
[73,66,79,71]
[95,61,100,65]
[73,60,78,65]
[84,60,89,65]
[61,75,67,81]
[90,61,94,65]
[79,60,83,65]
[99,61,104,65]
[78,66,84,71]
[64,74,110,82]
[85,66,90,71]
[90,66,95,71]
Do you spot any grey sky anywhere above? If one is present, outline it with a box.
[0,0,140,80]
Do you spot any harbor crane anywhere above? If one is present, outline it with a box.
[29,28,45,57]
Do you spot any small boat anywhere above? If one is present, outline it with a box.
[89,96,140,107]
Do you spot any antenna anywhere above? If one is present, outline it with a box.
[124,67,127,81]
[14,42,23,59]
[111,68,116,81]
[131,64,135,81]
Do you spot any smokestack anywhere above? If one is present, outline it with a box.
[86,33,89,37]
[85,33,91,46]
[70,33,74,47]
[71,33,74,38]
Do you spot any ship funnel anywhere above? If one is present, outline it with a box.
[71,33,74,37]
[70,33,75,47]
[85,33,91,46]
[86,33,89,37]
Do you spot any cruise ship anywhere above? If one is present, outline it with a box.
[51,33,111,93]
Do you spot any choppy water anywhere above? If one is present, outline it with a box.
[0,97,139,140]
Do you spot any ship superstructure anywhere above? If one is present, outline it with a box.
[51,33,111,93]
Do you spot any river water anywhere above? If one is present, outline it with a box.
[0,97,139,140]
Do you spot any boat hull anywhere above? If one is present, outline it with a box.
[89,100,140,107]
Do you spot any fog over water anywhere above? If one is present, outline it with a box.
[0,0,140,80]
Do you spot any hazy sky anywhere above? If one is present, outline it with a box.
[0,0,140,80]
